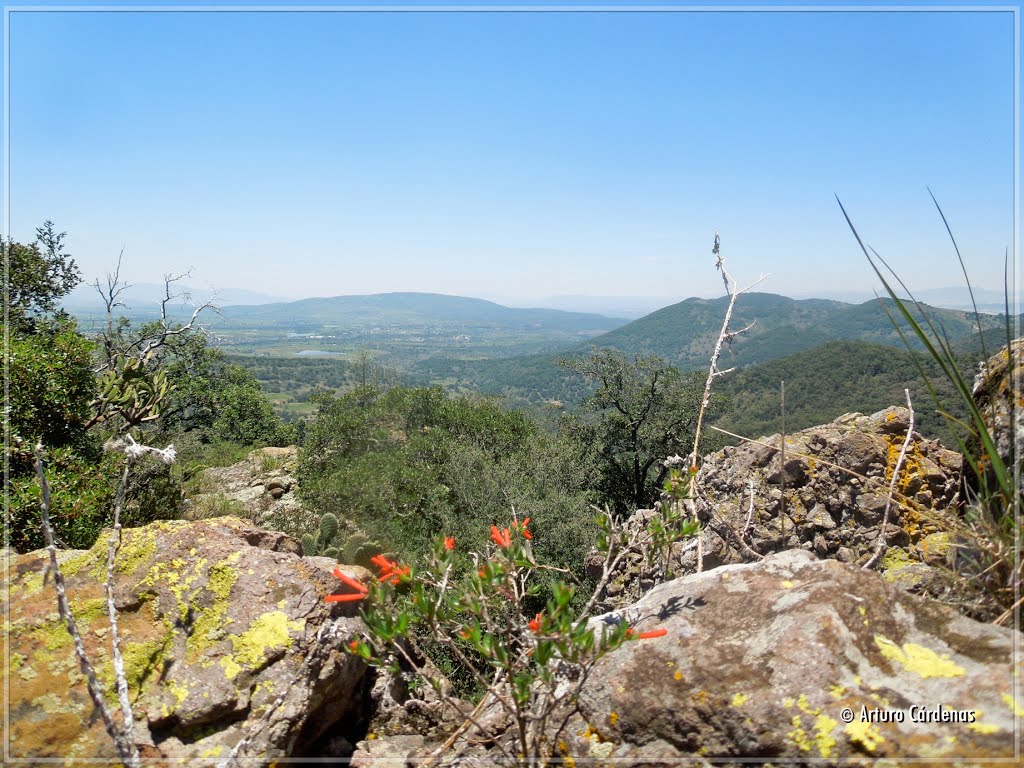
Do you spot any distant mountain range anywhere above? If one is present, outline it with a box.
[789,286,1019,314]
[63,282,289,310]
[215,292,625,333]
[65,283,1020,319]
[585,292,1008,370]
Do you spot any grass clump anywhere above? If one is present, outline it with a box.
[838,191,1020,627]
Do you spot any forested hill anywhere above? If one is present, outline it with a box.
[416,294,1014,410]
[216,292,626,333]
[582,292,1009,369]
[711,338,985,447]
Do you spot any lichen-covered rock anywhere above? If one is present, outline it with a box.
[575,550,1019,764]
[972,336,1024,503]
[3,516,371,763]
[591,407,964,611]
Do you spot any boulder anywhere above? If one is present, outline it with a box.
[574,550,1019,763]
[591,407,964,612]
[188,446,314,533]
[972,336,1024,503]
[3,516,371,762]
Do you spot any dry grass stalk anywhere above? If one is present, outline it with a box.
[688,233,767,572]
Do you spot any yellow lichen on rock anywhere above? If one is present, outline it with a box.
[185,551,241,661]
[873,635,965,679]
[967,710,1000,735]
[1001,692,1024,717]
[220,611,304,680]
[844,720,884,752]
[812,714,838,758]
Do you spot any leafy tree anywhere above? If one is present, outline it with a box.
[6,224,285,552]
[4,220,80,333]
[4,224,171,551]
[561,347,721,512]
[157,333,282,444]
[6,318,97,474]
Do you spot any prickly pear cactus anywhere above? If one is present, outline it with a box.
[300,511,381,564]
[319,512,340,543]
[300,533,319,557]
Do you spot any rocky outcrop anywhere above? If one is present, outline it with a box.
[972,336,1024,503]
[572,550,1019,764]
[4,516,371,763]
[188,446,315,533]
[591,407,964,611]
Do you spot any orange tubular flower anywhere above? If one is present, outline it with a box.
[490,525,511,549]
[369,554,409,584]
[326,567,369,603]
[444,536,455,551]
[325,593,366,603]
[348,640,360,651]
[528,612,543,633]
[626,627,668,640]
[332,568,368,594]
[379,565,410,584]
[520,517,533,540]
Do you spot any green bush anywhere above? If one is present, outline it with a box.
[6,318,97,474]
[298,386,597,579]
[8,447,176,552]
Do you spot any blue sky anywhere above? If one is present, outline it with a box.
[4,2,1018,306]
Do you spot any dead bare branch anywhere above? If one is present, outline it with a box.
[863,389,915,570]
[34,445,141,768]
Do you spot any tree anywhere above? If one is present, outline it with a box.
[561,347,721,512]
[155,332,282,445]
[4,225,147,552]
[4,220,81,333]
[5,222,93,472]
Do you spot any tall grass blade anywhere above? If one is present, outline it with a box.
[835,196,1012,503]
[927,187,989,363]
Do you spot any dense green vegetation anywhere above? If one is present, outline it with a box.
[6,224,292,552]
[297,385,600,580]
[712,339,974,446]
[560,348,721,510]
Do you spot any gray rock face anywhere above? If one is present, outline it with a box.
[189,446,316,533]
[972,336,1024,503]
[574,550,1019,764]
[4,516,371,762]
[590,407,964,612]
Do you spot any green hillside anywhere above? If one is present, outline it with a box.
[411,294,1014,411]
[710,339,973,447]
[586,293,1006,369]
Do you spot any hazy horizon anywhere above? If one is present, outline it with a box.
[61,280,1020,322]
[9,2,1017,304]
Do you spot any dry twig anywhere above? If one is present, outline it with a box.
[34,445,141,768]
[864,389,915,570]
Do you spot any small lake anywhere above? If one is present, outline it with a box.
[295,350,344,357]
